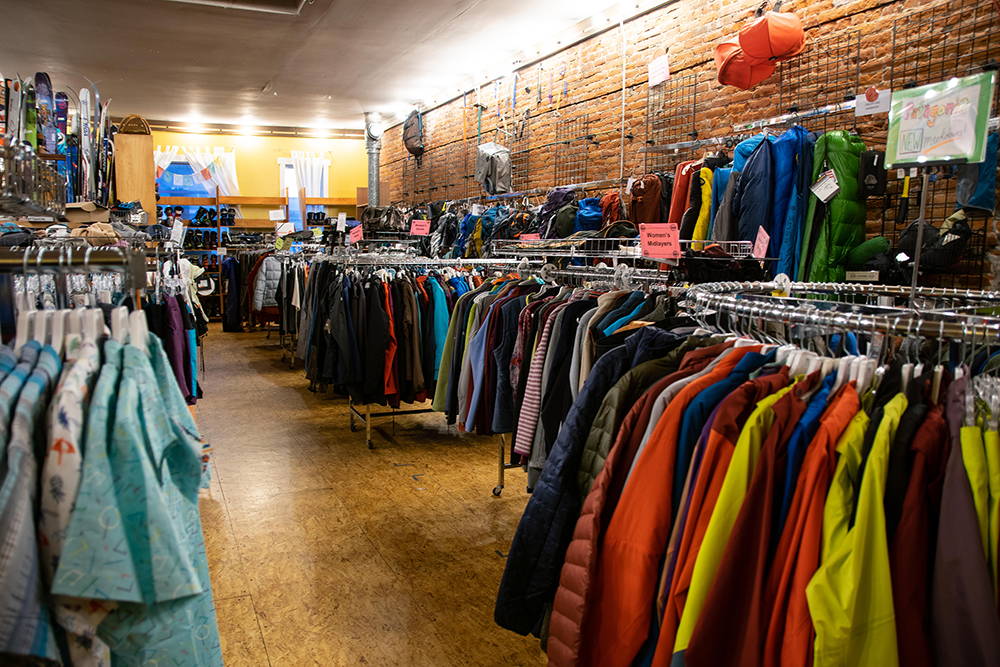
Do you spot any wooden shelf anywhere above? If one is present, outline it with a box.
[228,218,281,228]
[159,196,216,205]
[304,197,357,206]
[219,195,287,206]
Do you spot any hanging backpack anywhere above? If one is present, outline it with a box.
[402,110,425,161]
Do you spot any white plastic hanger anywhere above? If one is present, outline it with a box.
[111,306,129,343]
[32,310,52,347]
[49,309,68,357]
[14,311,31,354]
[129,310,148,352]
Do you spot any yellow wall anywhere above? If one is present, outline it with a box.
[150,130,367,200]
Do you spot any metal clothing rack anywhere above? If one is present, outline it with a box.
[686,280,1000,342]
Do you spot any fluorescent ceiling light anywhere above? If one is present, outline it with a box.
[159,0,307,15]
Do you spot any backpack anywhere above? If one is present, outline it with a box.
[402,111,425,161]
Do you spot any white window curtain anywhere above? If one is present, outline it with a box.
[179,146,240,196]
[290,151,329,208]
[153,145,180,179]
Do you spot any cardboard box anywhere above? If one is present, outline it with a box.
[64,202,110,225]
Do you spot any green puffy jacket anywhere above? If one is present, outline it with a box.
[798,131,867,283]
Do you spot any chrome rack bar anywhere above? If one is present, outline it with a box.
[731,99,857,132]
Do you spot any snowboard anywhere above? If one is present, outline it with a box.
[0,74,5,141]
[23,82,36,149]
[79,86,94,200]
[34,72,55,153]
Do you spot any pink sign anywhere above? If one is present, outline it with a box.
[410,219,431,236]
[349,225,364,244]
[639,223,681,259]
[753,226,770,258]
[520,233,541,241]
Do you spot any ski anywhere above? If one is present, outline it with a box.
[34,72,55,153]
[23,82,36,149]
[55,91,72,203]
[79,86,94,200]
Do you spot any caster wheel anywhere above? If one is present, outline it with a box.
[367,442,375,450]
[492,486,503,497]
[350,423,358,432]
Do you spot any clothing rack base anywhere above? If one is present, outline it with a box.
[347,399,435,449]
[493,434,521,497]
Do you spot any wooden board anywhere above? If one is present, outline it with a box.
[218,195,287,206]
[114,133,156,215]
[304,197,357,206]
[159,196,216,205]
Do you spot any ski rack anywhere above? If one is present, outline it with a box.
[0,143,66,218]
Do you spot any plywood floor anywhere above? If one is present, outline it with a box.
[197,325,546,666]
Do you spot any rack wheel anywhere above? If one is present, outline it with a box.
[492,486,503,497]
[350,422,358,432]
[368,441,375,450]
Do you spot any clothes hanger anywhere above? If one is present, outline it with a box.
[129,309,148,352]
[111,306,129,343]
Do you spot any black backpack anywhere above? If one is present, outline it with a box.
[402,111,425,161]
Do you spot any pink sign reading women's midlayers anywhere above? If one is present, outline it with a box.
[639,223,681,259]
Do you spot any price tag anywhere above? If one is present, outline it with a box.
[268,209,285,221]
[810,169,840,203]
[216,247,227,255]
[753,226,770,259]
[336,212,347,232]
[170,220,184,244]
[275,237,285,250]
[520,233,541,241]
[349,225,363,244]
[410,219,431,236]
[639,223,681,260]
[312,227,323,239]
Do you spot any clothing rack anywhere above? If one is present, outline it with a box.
[686,280,1000,342]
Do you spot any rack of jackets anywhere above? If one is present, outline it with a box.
[632,126,868,282]
[0,247,222,666]
[495,279,1000,667]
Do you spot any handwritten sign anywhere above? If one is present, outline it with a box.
[886,71,996,168]
[520,233,541,241]
[410,219,431,236]
[349,224,363,244]
[639,223,681,260]
[648,54,671,87]
[753,226,770,259]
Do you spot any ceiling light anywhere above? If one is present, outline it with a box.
[160,0,307,15]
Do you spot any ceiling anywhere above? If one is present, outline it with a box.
[0,0,622,131]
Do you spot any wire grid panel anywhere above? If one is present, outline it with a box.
[777,30,861,133]
[508,114,531,193]
[644,73,698,173]
[882,0,1000,289]
[890,0,1000,100]
[411,151,433,202]
[553,113,591,185]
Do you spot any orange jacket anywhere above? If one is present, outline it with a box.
[582,345,761,666]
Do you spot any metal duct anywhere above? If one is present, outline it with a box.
[364,113,382,207]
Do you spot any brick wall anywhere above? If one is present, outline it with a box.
[379,0,1000,286]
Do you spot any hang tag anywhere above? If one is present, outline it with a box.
[216,247,227,255]
[97,289,112,304]
[170,220,184,244]
[753,226,770,259]
[349,225,363,244]
[896,169,906,179]
[336,212,347,232]
[810,169,840,203]
[520,233,541,240]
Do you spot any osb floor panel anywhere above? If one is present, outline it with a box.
[197,325,546,666]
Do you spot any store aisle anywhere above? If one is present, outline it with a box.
[196,325,544,666]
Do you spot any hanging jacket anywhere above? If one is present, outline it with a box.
[495,327,679,637]
[252,256,281,311]
[732,139,774,243]
[798,130,867,282]
[776,126,816,278]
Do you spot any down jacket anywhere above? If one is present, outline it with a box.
[252,255,281,311]
[798,130,866,282]
[494,327,680,636]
